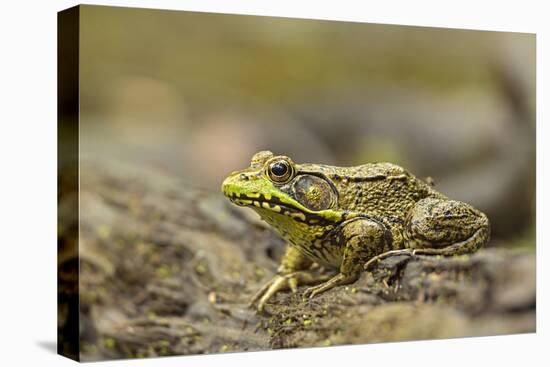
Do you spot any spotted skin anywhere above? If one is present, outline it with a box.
[222,151,490,311]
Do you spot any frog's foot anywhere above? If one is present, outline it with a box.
[363,249,417,271]
[302,272,359,299]
[363,237,489,271]
[249,271,330,312]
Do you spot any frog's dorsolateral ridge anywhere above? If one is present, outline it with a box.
[222,151,490,311]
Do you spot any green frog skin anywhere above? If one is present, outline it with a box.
[222,151,490,311]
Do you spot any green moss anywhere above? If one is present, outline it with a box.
[156,264,171,278]
[103,337,116,349]
[220,344,230,353]
[96,225,111,239]
[158,340,171,355]
[195,262,208,275]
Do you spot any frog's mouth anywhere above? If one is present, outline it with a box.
[226,192,289,213]
[225,192,335,225]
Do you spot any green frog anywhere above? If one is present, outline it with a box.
[222,151,490,311]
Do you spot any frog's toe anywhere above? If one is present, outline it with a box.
[303,281,337,299]
[363,249,416,271]
[303,273,358,299]
[302,284,324,299]
[249,277,277,308]
[288,277,298,293]
[255,275,290,312]
[249,273,297,312]
[250,271,329,312]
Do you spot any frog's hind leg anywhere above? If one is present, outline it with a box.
[404,197,490,253]
[364,197,490,270]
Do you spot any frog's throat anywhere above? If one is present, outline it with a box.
[225,191,342,225]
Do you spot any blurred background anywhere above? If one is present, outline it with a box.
[77,5,535,245]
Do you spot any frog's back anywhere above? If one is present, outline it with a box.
[300,162,442,220]
[299,161,406,179]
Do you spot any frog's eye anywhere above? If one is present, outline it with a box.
[266,158,295,184]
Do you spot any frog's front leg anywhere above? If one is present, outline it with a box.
[303,218,391,299]
[250,245,330,312]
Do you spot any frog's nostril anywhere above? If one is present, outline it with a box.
[240,173,249,181]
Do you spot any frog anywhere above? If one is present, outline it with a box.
[222,151,490,311]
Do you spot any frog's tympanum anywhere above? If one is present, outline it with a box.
[222,151,490,311]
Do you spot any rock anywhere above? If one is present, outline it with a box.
[58,159,535,361]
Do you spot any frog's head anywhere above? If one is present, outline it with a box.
[222,151,344,224]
